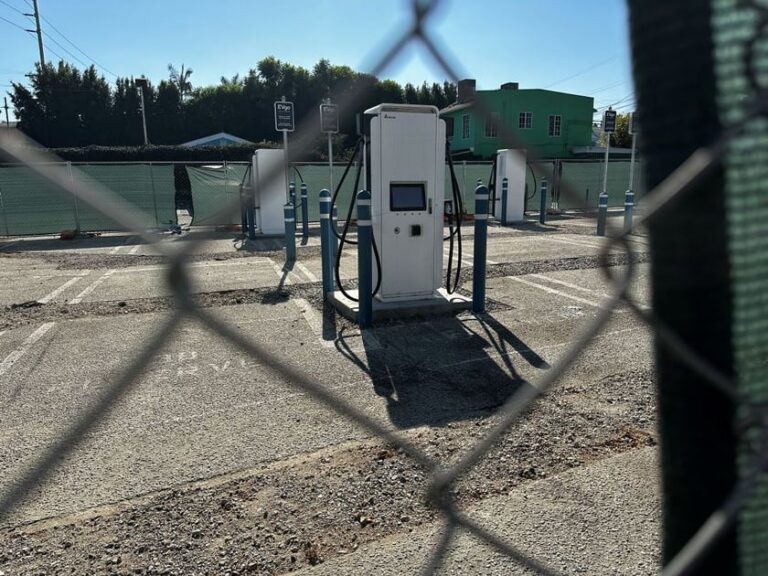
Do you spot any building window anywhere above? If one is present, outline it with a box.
[548,115,562,137]
[518,112,532,129]
[484,112,499,138]
[461,114,470,139]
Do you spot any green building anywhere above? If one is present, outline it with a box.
[440,80,595,159]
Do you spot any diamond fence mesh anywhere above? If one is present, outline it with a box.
[0,0,766,574]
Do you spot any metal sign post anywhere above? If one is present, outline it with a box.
[601,108,617,195]
[274,97,295,201]
[628,112,638,190]
[320,101,339,193]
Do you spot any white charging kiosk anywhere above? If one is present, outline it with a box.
[251,148,288,235]
[366,104,445,302]
[494,149,527,223]
[329,103,471,320]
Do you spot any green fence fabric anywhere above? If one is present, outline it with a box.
[187,164,249,226]
[0,163,177,235]
[0,165,77,235]
[73,164,177,230]
[714,0,768,573]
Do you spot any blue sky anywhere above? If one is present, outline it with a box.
[0,0,633,120]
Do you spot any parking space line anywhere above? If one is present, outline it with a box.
[128,244,141,255]
[529,273,610,297]
[37,274,89,304]
[0,322,56,378]
[540,236,604,250]
[295,262,319,283]
[294,298,335,348]
[110,236,133,254]
[508,276,607,309]
[70,270,116,304]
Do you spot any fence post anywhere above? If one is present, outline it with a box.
[284,203,296,263]
[319,189,333,298]
[473,185,488,314]
[539,178,548,225]
[0,186,8,237]
[67,162,81,231]
[596,192,608,236]
[500,177,508,225]
[331,205,339,263]
[623,189,634,233]
[300,182,309,239]
[223,160,229,229]
[356,190,373,328]
[149,162,160,227]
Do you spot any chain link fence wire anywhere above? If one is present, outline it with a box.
[0,0,766,574]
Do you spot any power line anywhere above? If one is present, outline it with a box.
[0,13,29,31]
[43,31,90,69]
[543,54,620,90]
[0,0,26,16]
[39,14,117,78]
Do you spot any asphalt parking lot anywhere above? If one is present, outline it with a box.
[0,215,660,575]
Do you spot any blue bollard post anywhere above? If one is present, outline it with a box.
[473,185,489,314]
[319,189,333,298]
[539,178,548,224]
[331,205,339,262]
[500,177,509,225]
[623,189,634,233]
[597,192,608,236]
[300,183,309,239]
[284,203,296,262]
[289,181,296,207]
[356,190,373,328]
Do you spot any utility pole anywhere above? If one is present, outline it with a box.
[135,78,149,146]
[25,0,46,67]
[2,98,10,130]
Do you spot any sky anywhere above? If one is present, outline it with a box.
[0,0,634,122]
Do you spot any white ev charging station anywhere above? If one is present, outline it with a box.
[367,104,445,302]
[251,149,288,235]
[493,148,527,223]
[328,103,472,319]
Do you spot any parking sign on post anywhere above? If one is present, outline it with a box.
[603,109,617,133]
[320,102,339,192]
[274,100,295,132]
[275,98,295,202]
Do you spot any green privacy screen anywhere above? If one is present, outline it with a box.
[187,164,249,226]
[713,0,768,573]
[0,163,176,235]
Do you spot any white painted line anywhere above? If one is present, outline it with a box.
[69,270,116,304]
[0,322,56,377]
[295,262,319,283]
[540,236,605,250]
[37,276,86,304]
[529,273,608,297]
[294,297,335,348]
[128,244,141,255]
[0,330,6,339]
[115,259,273,274]
[508,276,607,309]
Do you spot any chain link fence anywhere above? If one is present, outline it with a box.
[0,0,765,574]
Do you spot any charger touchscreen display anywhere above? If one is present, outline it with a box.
[390,183,426,211]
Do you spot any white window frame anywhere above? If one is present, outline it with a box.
[548,114,562,137]
[461,114,470,139]
[484,112,500,138]
[518,111,532,129]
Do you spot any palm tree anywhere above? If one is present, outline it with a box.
[168,64,193,100]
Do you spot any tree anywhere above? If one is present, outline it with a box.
[168,64,194,100]
[404,83,418,104]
